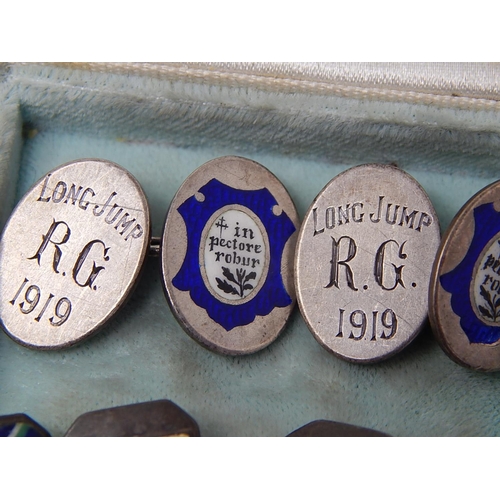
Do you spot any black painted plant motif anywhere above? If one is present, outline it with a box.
[478,285,500,322]
[216,267,256,298]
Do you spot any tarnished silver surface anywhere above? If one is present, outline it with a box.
[295,164,440,363]
[0,159,150,349]
[429,181,500,371]
[161,156,299,355]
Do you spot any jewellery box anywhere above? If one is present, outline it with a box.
[1,62,499,436]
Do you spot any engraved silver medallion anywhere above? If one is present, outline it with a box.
[0,159,150,349]
[429,181,500,371]
[161,156,299,355]
[295,164,441,363]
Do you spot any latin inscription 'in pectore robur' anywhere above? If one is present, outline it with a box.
[204,209,266,302]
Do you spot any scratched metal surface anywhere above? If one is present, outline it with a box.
[1,63,500,436]
[0,159,151,349]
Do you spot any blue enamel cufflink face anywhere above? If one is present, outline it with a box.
[161,156,299,355]
[430,180,500,371]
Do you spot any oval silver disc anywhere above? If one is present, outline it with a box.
[161,156,299,355]
[429,180,500,371]
[0,159,150,349]
[295,163,440,363]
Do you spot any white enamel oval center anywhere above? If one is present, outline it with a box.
[203,209,266,302]
[472,235,500,324]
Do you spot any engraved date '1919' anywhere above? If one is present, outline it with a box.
[9,277,72,326]
[336,308,397,340]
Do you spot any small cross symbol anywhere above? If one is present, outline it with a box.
[215,216,228,238]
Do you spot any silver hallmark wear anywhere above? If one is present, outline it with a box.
[295,164,441,363]
[161,156,299,355]
[429,181,500,371]
[0,159,150,349]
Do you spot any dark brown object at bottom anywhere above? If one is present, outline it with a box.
[287,420,389,437]
[65,400,200,437]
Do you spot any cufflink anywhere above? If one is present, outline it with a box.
[64,400,200,437]
[287,419,389,437]
[430,180,500,371]
[295,164,440,363]
[161,156,299,355]
[0,413,50,437]
[0,159,150,349]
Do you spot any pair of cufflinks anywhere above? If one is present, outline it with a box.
[0,155,497,371]
[0,156,297,355]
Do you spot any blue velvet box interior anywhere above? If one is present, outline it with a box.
[1,63,499,436]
